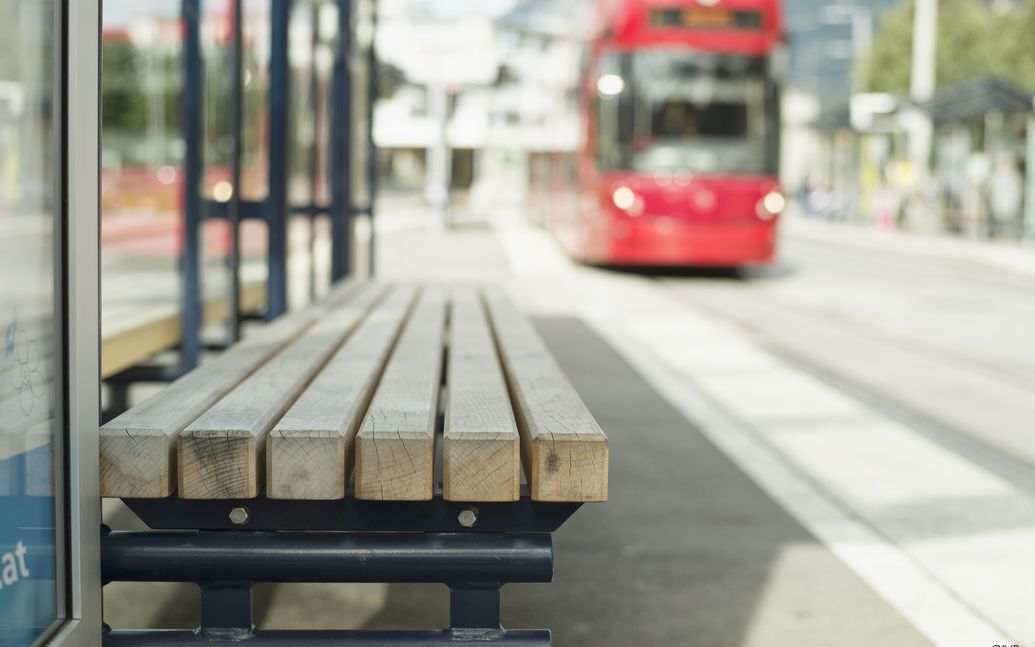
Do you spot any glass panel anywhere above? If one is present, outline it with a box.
[202,0,271,203]
[101,1,184,374]
[0,1,62,644]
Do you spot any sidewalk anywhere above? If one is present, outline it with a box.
[784,213,1035,280]
[360,208,932,646]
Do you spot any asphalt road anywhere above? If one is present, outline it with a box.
[660,236,1035,479]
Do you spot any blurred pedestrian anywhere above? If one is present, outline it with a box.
[986,155,1023,239]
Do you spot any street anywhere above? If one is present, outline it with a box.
[101,206,1035,645]
[489,210,1035,644]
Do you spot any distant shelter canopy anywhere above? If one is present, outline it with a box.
[919,76,1035,124]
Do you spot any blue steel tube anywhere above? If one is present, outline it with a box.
[265,0,291,318]
[102,532,554,584]
[366,0,379,277]
[179,0,204,370]
[329,0,354,280]
[104,629,552,646]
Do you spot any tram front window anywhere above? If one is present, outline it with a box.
[597,50,776,175]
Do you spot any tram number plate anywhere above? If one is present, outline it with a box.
[649,7,764,30]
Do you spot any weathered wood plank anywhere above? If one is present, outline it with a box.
[178,284,386,499]
[267,285,418,500]
[99,279,362,498]
[354,288,446,501]
[483,288,608,502]
[443,288,520,502]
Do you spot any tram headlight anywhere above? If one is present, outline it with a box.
[611,186,644,216]
[612,186,636,211]
[597,74,625,97]
[757,190,786,220]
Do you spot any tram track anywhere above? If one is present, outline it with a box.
[651,245,1035,478]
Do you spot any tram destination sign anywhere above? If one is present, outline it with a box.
[648,7,764,30]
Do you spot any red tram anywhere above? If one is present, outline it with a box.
[550,0,785,266]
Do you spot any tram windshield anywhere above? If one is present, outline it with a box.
[596,49,777,175]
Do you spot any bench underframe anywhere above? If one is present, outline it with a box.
[102,491,579,645]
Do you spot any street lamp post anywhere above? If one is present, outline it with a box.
[909,0,937,169]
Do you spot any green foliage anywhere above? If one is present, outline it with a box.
[860,0,1035,95]
[102,42,149,135]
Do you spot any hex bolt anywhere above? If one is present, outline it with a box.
[457,507,478,528]
[228,507,250,526]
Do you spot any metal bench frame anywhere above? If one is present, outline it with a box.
[102,488,581,646]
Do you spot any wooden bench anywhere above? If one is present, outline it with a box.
[101,269,267,379]
[99,281,608,645]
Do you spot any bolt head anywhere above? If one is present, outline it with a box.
[229,506,250,525]
[457,508,478,528]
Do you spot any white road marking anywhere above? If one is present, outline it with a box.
[495,223,1027,646]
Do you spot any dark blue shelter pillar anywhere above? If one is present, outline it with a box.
[180,0,204,370]
[330,0,354,280]
[266,0,292,319]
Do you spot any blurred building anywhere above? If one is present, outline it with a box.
[372,0,590,208]
[784,0,899,108]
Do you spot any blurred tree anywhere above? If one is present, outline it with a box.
[102,41,149,135]
[860,0,1035,94]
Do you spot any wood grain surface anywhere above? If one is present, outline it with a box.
[177,284,386,499]
[483,288,608,502]
[443,287,520,501]
[354,288,446,501]
[267,285,417,499]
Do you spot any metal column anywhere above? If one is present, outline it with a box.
[366,0,379,276]
[265,0,292,319]
[179,0,204,370]
[330,0,354,280]
[226,0,245,342]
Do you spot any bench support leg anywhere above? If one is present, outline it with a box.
[200,583,253,635]
[450,585,501,631]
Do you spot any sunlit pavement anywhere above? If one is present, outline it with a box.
[103,203,1035,645]
[371,205,1034,645]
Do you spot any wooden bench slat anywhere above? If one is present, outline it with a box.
[443,288,521,502]
[354,288,446,501]
[483,288,609,502]
[99,279,363,499]
[267,285,418,500]
[178,284,387,499]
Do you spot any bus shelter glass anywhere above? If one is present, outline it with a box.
[0,1,63,645]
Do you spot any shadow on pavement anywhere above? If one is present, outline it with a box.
[359,317,925,647]
[593,262,797,281]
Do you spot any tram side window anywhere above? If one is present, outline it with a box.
[594,53,628,170]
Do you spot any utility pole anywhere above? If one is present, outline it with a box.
[909,0,937,170]
[1025,113,1035,241]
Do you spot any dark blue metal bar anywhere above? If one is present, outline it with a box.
[101,532,553,584]
[122,489,581,533]
[329,0,354,280]
[205,199,267,220]
[451,586,501,630]
[291,203,329,216]
[200,583,253,631]
[307,4,321,301]
[265,0,292,319]
[227,0,245,343]
[104,629,551,645]
[366,0,379,277]
[179,0,204,371]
